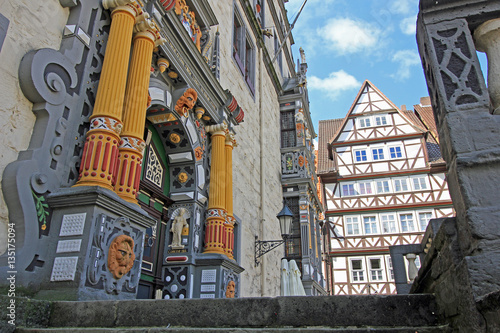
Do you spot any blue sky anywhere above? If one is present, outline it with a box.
[284,0,486,132]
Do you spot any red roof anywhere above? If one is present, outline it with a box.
[317,118,343,174]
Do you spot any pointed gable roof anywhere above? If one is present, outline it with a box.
[329,80,426,145]
[317,118,343,174]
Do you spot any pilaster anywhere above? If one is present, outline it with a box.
[75,0,140,190]
[115,19,164,203]
[224,134,236,259]
[203,124,227,255]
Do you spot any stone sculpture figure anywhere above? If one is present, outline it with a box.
[107,235,136,280]
[170,207,189,248]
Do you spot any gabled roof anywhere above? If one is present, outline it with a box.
[414,104,439,142]
[317,118,343,174]
[329,80,426,145]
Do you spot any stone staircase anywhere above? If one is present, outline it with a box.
[8,294,449,332]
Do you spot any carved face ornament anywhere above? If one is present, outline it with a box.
[108,235,136,280]
[225,280,236,298]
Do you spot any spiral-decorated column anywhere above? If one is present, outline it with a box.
[114,20,164,203]
[75,0,140,190]
[203,124,228,255]
[224,133,237,259]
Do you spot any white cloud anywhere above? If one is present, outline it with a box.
[317,18,382,55]
[400,16,416,35]
[391,50,421,80]
[390,0,418,15]
[308,70,361,100]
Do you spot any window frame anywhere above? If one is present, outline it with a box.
[380,213,397,234]
[350,258,365,282]
[345,216,361,236]
[363,215,378,235]
[388,145,403,159]
[353,149,368,163]
[399,213,416,232]
[374,115,388,126]
[232,5,256,95]
[386,255,394,281]
[418,211,433,231]
[372,147,385,161]
[368,257,384,281]
[393,177,409,192]
[357,116,372,129]
[280,110,296,148]
[358,181,373,195]
[341,182,358,197]
[375,179,391,194]
[411,175,428,191]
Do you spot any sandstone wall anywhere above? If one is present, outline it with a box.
[0,1,69,255]
[208,0,286,297]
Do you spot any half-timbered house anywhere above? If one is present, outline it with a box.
[317,80,454,295]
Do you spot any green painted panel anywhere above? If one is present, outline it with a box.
[154,201,163,212]
[137,193,150,205]
[140,274,154,282]
[141,124,170,196]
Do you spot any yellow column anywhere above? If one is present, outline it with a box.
[75,1,140,190]
[203,124,227,255]
[114,20,164,203]
[224,134,236,259]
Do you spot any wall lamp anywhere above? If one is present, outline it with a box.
[254,204,293,266]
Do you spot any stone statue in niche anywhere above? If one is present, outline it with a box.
[107,235,136,280]
[174,88,198,117]
[225,280,236,298]
[170,207,189,249]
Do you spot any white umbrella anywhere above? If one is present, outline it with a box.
[288,260,306,296]
[280,259,290,296]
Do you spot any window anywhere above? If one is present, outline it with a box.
[363,216,378,234]
[381,214,397,233]
[372,148,384,160]
[369,258,383,281]
[274,34,283,77]
[393,178,408,192]
[342,183,357,196]
[244,38,255,93]
[359,181,372,195]
[418,212,433,231]
[345,216,360,235]
[400,213,416,232]
[280,111,296,148]
[389,146,402,158]
[376,180,390,193]
[359,117,371,128]
[350,259,365,282]
[386,256,394,281]
[354,149,367,162]
[412,176,428,190]
[254,0,264,26]
[233,11,245,72]
[375,115,387,126]
[233,8,255,94]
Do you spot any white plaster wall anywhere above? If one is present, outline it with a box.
[208,0,284,297]
[0,0,69,254]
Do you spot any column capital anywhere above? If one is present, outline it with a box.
[103,0,141,17]
[225,133,237,147]
[133,18,165,46]
[206,123,227,136]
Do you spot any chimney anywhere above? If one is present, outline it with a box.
[401,105,407,111]
[420,96,431,106]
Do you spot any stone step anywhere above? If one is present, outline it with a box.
[45,295,439,329]
[16,326,451,333]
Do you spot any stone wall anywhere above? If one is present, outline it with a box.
[0,1,69,255]
[207,0,285,297]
